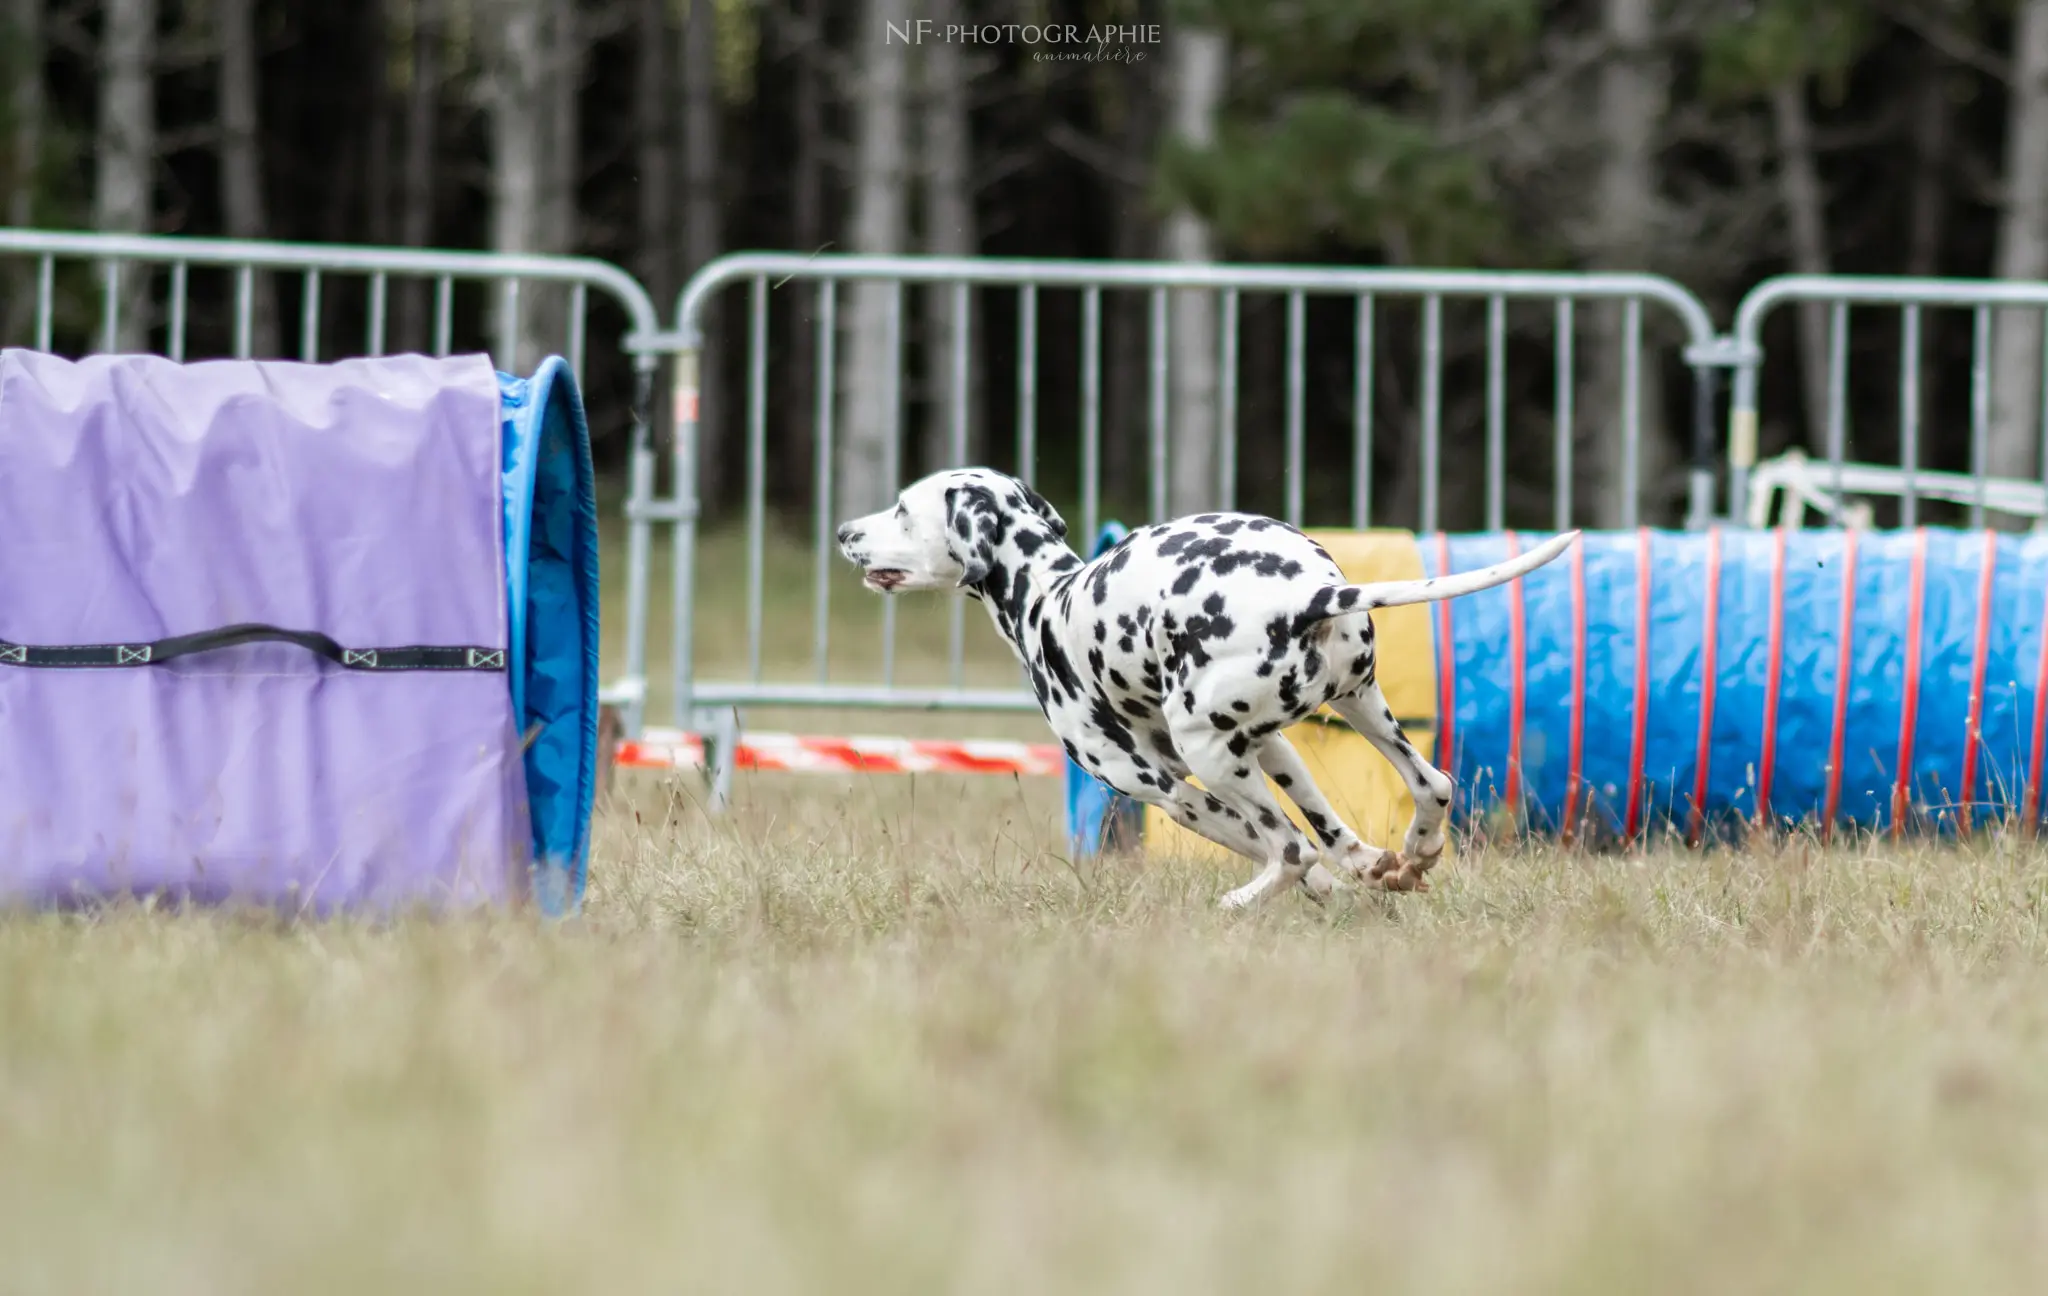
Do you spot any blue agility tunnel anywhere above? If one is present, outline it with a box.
[0,349,600,916]
[1432,527,2048,841]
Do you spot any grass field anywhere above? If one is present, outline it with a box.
[11,523,2048,1293]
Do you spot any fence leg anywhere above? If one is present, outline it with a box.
[708,707,739,813]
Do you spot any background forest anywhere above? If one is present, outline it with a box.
[4,0,2048,529]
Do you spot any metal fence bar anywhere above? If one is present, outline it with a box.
[568,282,588,380]
[950,280,972,688]
[1081,286,1102,546]
[813,280,838,685]
[99,260,118,354]
[1352,294,1374,530]
[367,273,388,357]
[167,262,188,362]
[300,269,321,361]
[1149,286,1169,523]
[34,255,53,351]
[434,276,454,356]
[1827,300,1849,511]
[2039,308,2048,502]
[1485,294,1506,531]
[1420,294,1442,534]
[1017,286,1037,485]
[747,275,769,682]
[497,279,518,370]
[1900,305,1920,527]
[233,265,254,358]
[1219,289,1239,512]
[1972,304,1992,529]
[1554,298,1574,532]
[1285,289,1305,527]
[880,284,904,686]
[1621,297,1642,530]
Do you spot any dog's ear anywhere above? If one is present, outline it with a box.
[1021,484,1068,541]
[943,486,995,588]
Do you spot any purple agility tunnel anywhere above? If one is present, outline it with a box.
[0,349,600,917]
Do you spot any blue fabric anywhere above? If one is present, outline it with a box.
[498,358,600,914]
[1434,526,2048,838]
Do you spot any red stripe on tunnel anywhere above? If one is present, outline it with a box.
[1892,529,1929,839]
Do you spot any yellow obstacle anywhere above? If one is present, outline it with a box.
[1143,529,1449,865]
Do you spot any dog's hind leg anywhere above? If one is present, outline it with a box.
[1326,682,1455,891]
[1167,725,1328,911]
[1254,733,1405,890]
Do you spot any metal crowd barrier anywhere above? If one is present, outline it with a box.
[0,228,666,734]
[649,253,1725,797]
[14,228,2048,803]
[1726,274,2048,528]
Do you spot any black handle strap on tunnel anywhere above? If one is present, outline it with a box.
[0,623,506,672]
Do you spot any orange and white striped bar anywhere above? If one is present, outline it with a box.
[615,727,1068,778]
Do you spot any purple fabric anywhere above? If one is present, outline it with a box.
[0,349,529,912]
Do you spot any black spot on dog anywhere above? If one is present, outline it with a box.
[1338,587,1361,610]
[1282,841,1303,865]
[1108,668,1130,691]
[1228,732,1252,758]
[1232,700,1250,713]
[1181,690,1196,713]
[1233,767,1250,779]
[1257,807,1280,829]
[1122,699,1149,719]
[1274,773,1293,788]
[1209,712,1238,731]
[1171,566,1201,596]
[1204,794,1224,814]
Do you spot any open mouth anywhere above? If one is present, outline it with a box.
[863,569,909,592]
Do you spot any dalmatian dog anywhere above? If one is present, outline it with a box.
[836,468,1578,910]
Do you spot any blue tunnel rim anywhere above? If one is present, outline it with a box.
[499,355,602,916]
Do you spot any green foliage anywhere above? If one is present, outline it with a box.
[1158,94,1509,264]
[1159,0,1541,264]
[1700,0,1873,102]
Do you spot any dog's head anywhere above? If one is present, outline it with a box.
[836,468,1069,594]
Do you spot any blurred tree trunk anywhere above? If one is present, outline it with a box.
[398,0,442,348]
[217,0,279,357]
[919,0,981,475]
[1989,0,2048,503]
[537,0,582,364]
[7,0,40,228]
[1163,26,1227,517]
[682,0,726,509]
[95,0,157,352]
[836,0,909,519]
[365,0,394,248]
[4,0,44,344]
[544,0,579,258]
[1908,45,1953,278]
[1771,79,1832,451]
[635,0,673,304]
[483,0,544,369]
[781,0,826,503]
[1581,0,1669,529]
[1101,63,1159,517]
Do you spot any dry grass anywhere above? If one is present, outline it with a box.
[11,523,2048,1292]
[9,766,2048,1294]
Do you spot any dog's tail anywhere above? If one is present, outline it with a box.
[1305,530,1580,621]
